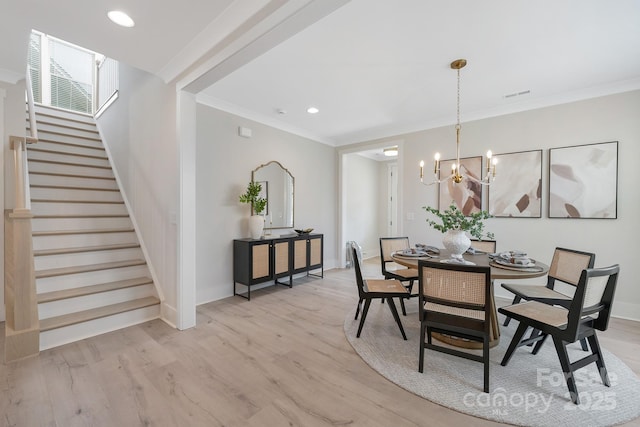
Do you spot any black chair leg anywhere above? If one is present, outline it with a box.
[483,335,490,393]
[400,296,407,316]
[419,320,427,373]
[356,299,372,338]
[552,336,580,404]
[502,296,521,326]
[532,333,549,354]
[355,298,363,320]
[501,322,529,366]
[587,332,610,387]
[385,297,407,340]
[579,337,589,351]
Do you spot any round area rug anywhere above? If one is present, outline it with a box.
[343,301,640,427]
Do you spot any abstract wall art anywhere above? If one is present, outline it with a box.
[488,150,542,218]
[548,141,618,218]
[438,156,482,215]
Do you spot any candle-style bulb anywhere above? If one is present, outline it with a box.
[486,150,492,159]
[434,152,440,161]
[420,160,425,167]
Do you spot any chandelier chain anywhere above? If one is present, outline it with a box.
[456,68,461,128]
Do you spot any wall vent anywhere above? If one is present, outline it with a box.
[504,90,531,99]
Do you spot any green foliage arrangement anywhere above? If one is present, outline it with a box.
[424,202,494,240]
[239,181,267,215]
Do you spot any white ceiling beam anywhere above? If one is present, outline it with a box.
[177,0,350,93]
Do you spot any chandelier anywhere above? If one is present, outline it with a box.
[420,59,497,186]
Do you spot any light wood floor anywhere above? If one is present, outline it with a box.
[1,259,639,426]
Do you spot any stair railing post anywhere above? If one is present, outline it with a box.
[10,136,30,213]
[3,66,40,362]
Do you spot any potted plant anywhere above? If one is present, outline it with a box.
[239,181,267,239]
[423,202,494,260]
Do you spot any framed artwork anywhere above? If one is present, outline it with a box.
[257,181,268,215]
[438,156,482,216]
[488,150,542,218]
[548,141,618,218]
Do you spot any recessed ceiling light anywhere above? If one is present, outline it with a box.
[383,147,398,157]
[307,107,319,114]
[108,10,135,28]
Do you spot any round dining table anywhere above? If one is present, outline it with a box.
[391,249,549,349]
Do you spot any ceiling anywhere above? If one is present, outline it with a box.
[2,0,640,148]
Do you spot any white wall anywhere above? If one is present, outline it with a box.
[0,85,6,322]
[195,104,338,304]
[95,63,179,325]
[356,90,640,320]
[343,153,381,259]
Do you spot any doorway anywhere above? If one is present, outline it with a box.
[338,142,403,267]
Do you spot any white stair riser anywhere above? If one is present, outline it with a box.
[31,203,126,216]
[35,105,94,124]
[32,216,133,232]
[38,284,156,320]
[29,173,118,190]
[28,160,115,178]
[39,305,160,351]
[33,231,138,251]
[30,187,123,202]
[32,140,106,158]
[30,123,99,140]
[27,150,110,168]
[31,130,103,149]
[36,264,151,293]
[34,247,143,270]
[31,114,98,132]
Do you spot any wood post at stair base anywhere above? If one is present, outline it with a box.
[4,209,40,362]
[4,325,39,362]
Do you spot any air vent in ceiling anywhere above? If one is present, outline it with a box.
[504,90,531,99]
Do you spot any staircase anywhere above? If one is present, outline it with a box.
[26,104,161,350]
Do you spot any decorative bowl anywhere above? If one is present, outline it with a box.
[294,228,314,235]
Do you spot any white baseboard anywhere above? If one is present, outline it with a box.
[161,301,177,328]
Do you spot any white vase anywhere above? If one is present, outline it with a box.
[249,215,265,239]
[442,229,471,260]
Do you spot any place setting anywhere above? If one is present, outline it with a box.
[489,250,545,273]
[392,244,440,259]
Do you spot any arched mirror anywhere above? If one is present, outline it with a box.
[252,161,294,229]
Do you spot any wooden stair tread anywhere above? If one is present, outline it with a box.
[38,277,154,303]
[34,242,141,256]
[39,296,160,332]
[33,213,129,218]
[33,228,135,236]
[36,259,147,278]
[34,110,97,127]
[27,158,112,170]
[31,199,124,204]
[29,171,116,181]
[29,128,102,142]
[35,138,105,152]
[28,147,108,160]
[31,184,119,192]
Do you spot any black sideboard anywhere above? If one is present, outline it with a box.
[233,233,323,300]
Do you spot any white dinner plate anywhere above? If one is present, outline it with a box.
[394,249,429,257]
[494,257,536,268]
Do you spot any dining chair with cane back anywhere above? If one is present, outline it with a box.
[470,239,497,254]
[380,237,420,316]
[498,264,619,404]
[418,260,492,393]
[351,242,409,340]
[501,247,595,327]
